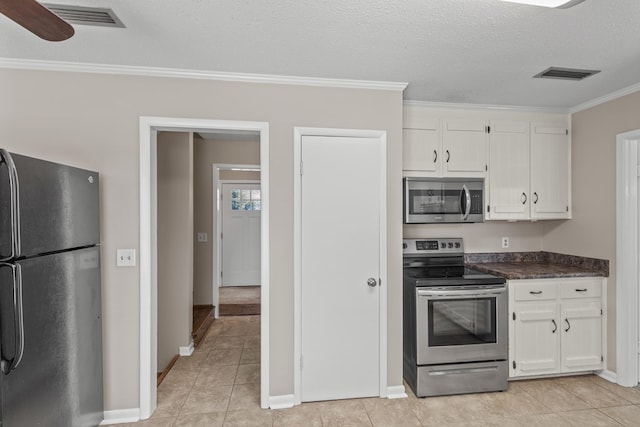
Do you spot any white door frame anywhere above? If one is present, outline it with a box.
[212,166,260,318]
[616,129,640,387]
[139,117,270,418]
[292,127,388,405]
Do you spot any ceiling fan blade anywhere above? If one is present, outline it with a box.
[0,0,74,41]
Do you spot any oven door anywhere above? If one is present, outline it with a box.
[415,285,507,365]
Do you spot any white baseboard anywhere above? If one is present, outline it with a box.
[100,408,140,425]
[269,394,295,409]
[179,341,194,356]
[386,385,408,399]
[598,369,618,384]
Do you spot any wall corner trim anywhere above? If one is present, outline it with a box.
[100,408,141,425]
[269,394,295,410]
[386,385,408,399]
[0,58,407,92]
[179,342,194,356]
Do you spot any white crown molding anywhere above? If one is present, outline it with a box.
[0,58,407,92]
[403,99,569,114]
[569,82,640,114]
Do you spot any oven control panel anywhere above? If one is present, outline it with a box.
[403,238,464,255]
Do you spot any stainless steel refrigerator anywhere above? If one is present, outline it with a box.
[0,150,103,426]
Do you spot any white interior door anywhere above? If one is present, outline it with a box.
[300,135,382,402]
[221,182,261,286]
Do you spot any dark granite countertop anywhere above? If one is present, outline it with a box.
[465,251,608,280]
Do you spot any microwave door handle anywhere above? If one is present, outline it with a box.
[461,184,471,220]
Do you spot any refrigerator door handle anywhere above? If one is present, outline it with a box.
[0,263,24,374]
[0,149,21,261]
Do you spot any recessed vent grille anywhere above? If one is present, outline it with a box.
[534,67,600,81]
[43,4,125,28]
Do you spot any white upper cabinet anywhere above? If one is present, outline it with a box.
[403,118,487,178]
[486,120,570,221]
[442,120,488,177]
[530,122,571,220]
[487,121,530,220]
[403,119,440,176]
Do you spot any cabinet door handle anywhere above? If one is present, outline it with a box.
[575,288,588,292]
[564,318,571,332]
[551,319,557,333]
[529,290,542,295]
[533,192,539,204]
[433,150,438,163]
[521,192,527,205]
[446,150,450,163]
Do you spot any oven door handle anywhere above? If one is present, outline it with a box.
[428,366,499,376]
[418,288,506,298]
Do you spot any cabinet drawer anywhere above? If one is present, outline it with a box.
[513,281,557,301]
[560,279,602,299]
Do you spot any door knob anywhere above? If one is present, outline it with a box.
[367,278,377,287]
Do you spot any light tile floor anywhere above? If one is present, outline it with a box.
[115,315,640,426]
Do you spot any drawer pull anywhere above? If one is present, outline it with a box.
[551,319,557,333]
[575,288,588,292]
[529,291,543,295]
[564,318,571,332]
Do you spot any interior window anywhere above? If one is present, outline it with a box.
[231,189,261,211]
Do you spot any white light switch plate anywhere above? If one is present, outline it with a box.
[117,249,136,267]
[197,232,208,242]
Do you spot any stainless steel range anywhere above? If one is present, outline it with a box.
[403,238,508,397]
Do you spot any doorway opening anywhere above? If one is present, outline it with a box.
[212,166,261,318]
[139,117,270,419]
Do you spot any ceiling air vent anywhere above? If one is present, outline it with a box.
[43,4,125,28]
[534,67,600,81]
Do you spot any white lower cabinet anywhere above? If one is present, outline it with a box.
[509,278,604,378]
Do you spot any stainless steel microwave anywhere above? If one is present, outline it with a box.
[403,177,484,224]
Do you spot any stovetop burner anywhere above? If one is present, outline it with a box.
[403,238,505,287]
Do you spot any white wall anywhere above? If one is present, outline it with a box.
[0,67,403,411]
[157,131,194,371]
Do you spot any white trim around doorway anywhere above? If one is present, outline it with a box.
[616,129,640,387]
[292,126,388,405]
[139,117,270,419]
[212,166,260,318]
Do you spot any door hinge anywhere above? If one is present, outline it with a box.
[221,233,223,239]
[487,205,490,213]
[221,271,223,278]
[379,278,382,287]
[566,129,569,136]
[485,164,488,171]
[601,356,604,362]
[601,309,603,315]
[512,361,516,369]
[486,125,491,133]
[512,312,516,321]
[566,206,569,212]
[300,161,303,176]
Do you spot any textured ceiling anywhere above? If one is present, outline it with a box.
[0,0,638,109]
